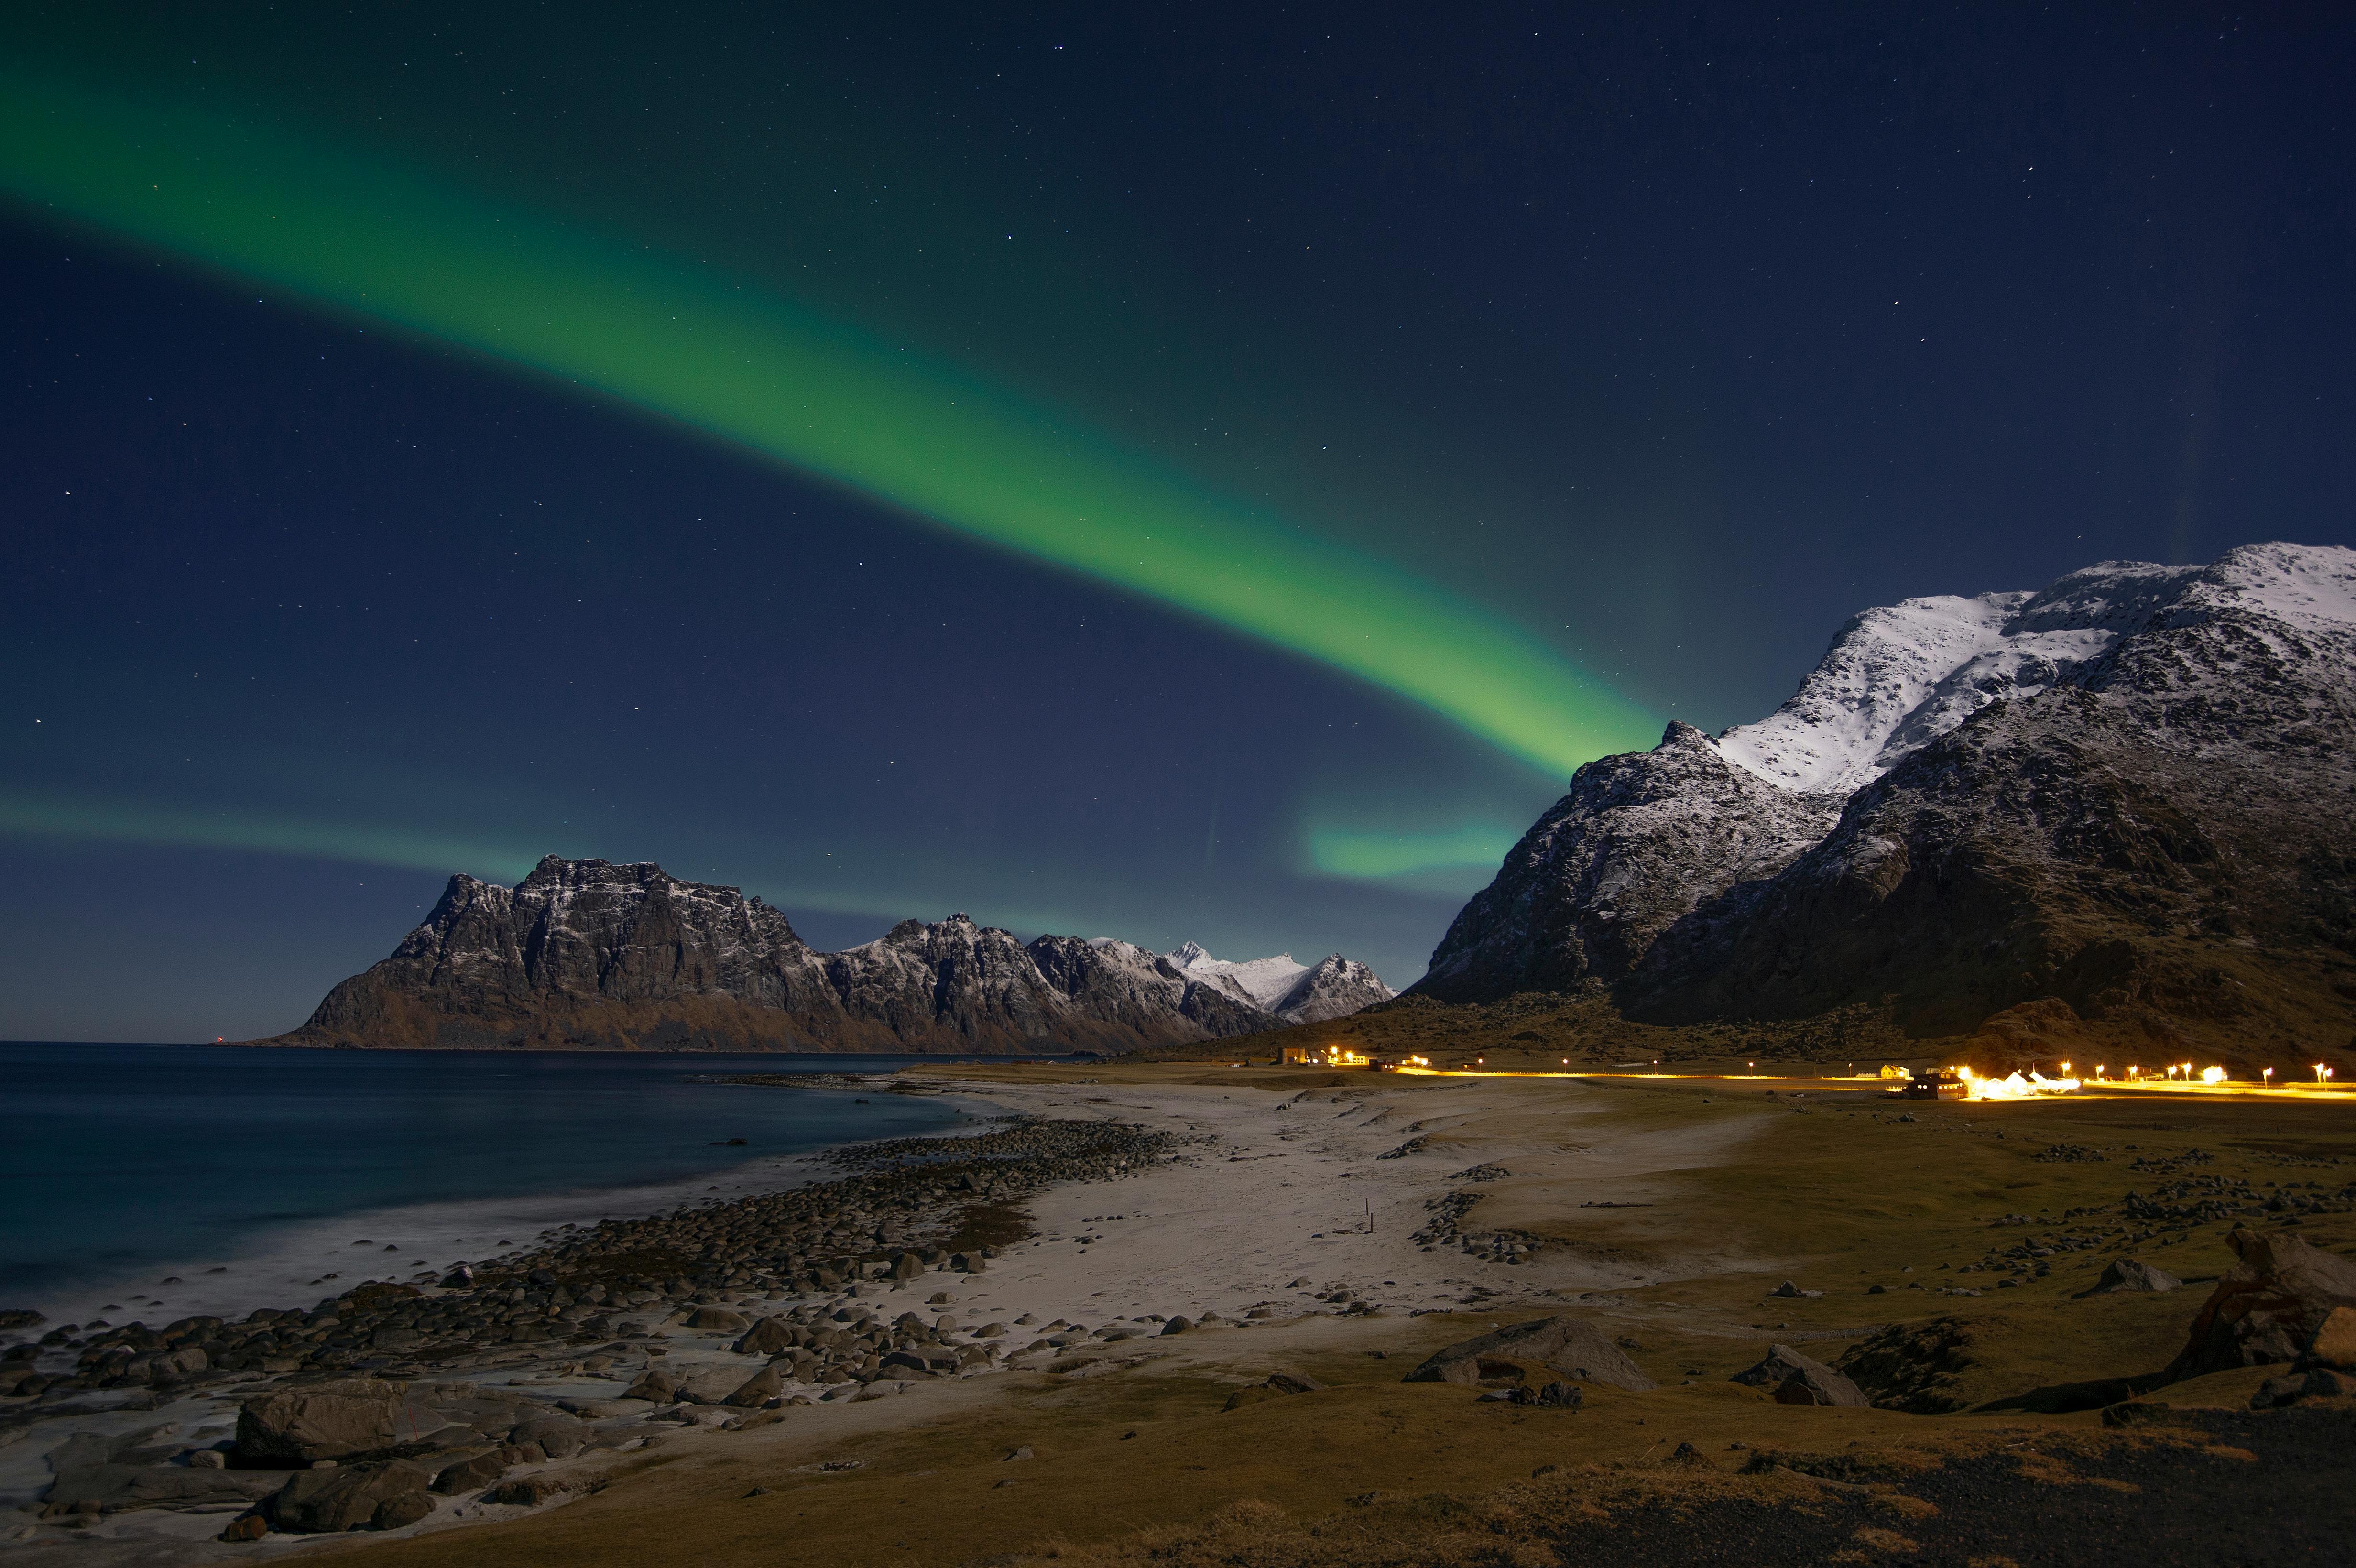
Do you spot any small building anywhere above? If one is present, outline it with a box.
[1283,1044,1370,1067]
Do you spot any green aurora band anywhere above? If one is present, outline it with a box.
[0,74,1656,781]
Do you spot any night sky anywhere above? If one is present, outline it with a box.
[4,5,2352,1041]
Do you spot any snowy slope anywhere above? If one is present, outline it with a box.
[1713,546,2356,795]
[1163,941,1310,1009]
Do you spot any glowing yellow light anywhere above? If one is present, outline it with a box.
[2200,1066,2227,1086]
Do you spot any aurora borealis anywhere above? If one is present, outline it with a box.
[5,5,2353,1038]
[0,72,1654,779]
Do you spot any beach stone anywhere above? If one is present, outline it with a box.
[1160,1316,1195,1336]
[622,1368,679,1402]
[235,1378,408,1463]
[677,1368,753,1405]
[889,1252,924,1281]
[1403,1316,1656,1392]
[150,1346,208,1383]
[734,1318,793,1356]
[373,1489,435,1530]
[723,1365,785,1406]
[2089,1257,2183,1294]
[2164,1227,2356,1381]
[218,1514,269,1542]
[42,1460,280,1515]
[484,1473,571,1507]
[269,1461,434,1533]
[508,1416,585,1460]
[432,1452,509,1495]
[1731,1344,1869,1407]
[683,1307,750,1332]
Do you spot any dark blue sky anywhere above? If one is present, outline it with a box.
[4,3,2352,1039]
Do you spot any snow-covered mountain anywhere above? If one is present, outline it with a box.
[1416,543,2356,1063]
[267,859,1392,1052]
[1165,942,1395,1023]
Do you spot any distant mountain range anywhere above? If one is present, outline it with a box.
[1414,542,2356,1067]
[261,860,1393,1052]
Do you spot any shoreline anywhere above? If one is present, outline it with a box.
[0,1044,1026,1328]
[2,1064,1768,1561]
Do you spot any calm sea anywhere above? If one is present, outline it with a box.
[0,1043,1009,1327]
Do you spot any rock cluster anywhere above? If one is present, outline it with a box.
[266,859,1386,1052]
[10,1117,1177,1537]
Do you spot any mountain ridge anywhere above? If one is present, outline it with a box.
[261,857,1391,1053]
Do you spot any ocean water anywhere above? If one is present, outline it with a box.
[0,1043,1004,1327]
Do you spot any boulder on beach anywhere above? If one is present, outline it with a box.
[44,1435,284,1516]
[431,1451,509,1495]
[235,1379,411,1464]
[2085,1257,2183,1295]
[507,1415,586,1459]
[722,1365,785,1407]
[268,1460,435,1534]
[621,1368,679,1403]
[734,1317,794,1356]
[2163,1227,2356,1382]
[1402,1316,1655,1392]
[682,1307,751,1332]
[1731,1343,1869,1407]
[677,1367,757,1405]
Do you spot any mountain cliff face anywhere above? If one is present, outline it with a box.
[273,858,1384,1052]
[1417,543,2356,1063]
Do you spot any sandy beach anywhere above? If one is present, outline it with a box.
[7,1060,2351,1568]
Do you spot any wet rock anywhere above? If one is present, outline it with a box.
[1731,1344,1869,1407]
[1403,1316,1656,1392]
[2165,1227,2356,1381]
[235,1378,409,1464]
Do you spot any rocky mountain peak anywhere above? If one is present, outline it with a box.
[1415,542,2356,1070]
[270,865,1391,1053]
